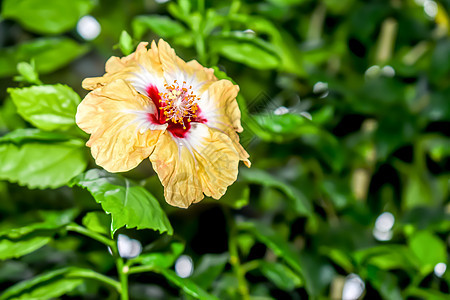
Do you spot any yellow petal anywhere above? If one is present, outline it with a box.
[186,59,217,82]
[157,39,217,93]
[77,79,166,172]
[149,123,240,208]
[198,80,250,167]
[189,123,240,199]
[82,42,164,92]
[149,131,203,208]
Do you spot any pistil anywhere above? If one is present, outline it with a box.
[158,80,200,129]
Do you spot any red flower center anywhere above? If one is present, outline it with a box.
[146,81,206,138]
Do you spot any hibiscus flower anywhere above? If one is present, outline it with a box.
[76,40,250,208]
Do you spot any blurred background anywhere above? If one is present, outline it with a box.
[0,0,449,299]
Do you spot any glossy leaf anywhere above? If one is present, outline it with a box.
[70,169,173,236]
[238,222,304,281]
[119,30,134,56]
[0,129,88,189]
[128,241,184,268]
[82,211,111,236]
[0,38,88,78]
[217,182,250,209]
[0,98,26,131]
[251,113,344,171]
[407,288,450,300]
[0,209,77,238]
[191,253,229,289]
[366,265,402,300]
[240,168,312,215]
[353,245,417,272]
[14,61,41,84]
[229,14,306,75]
[0,128,69,143]
[210,33,281,69]
[1,0,95,34]
[133,15,186,39]
[0,236,52,260]
[0,267,118,300]
[259,261,302,291]
[9,85,80,131]
[319,247,354,273]
[408,231,446,273]
[157,268,219,300]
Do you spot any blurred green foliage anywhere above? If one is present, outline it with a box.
[0,0,449,299]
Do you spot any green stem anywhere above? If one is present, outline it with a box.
[110,241,129,300]
[66,224,126,298]
[68,269,121,292]
[192,0,207,65]
[127,265,156,275]
[116,257,129,300]
[414,139,426,170]
[223,0,241,33]
[307,3,326,42]
[226,210,250,300]
[376,18,398,64]
[197,0,205,15]
[241,260,260,274]
[66,224,114,248]
[194,33,207,66]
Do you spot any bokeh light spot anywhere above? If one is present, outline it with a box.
[175,255,194,278]
[77,15,101,41]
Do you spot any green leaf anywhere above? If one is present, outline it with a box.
[217,182,249,209]
[353,245,417,272]
[366,265,402,300]
[211,66,235,82]
[157,268,219,300]
[249,113,344,171]
[14,61,42,85]
[237,233,255,257]
[1,0,95,34]
[69,169,173,236]
[0,261,30,283]
[132,15,186,39]
[82,211,111,236]
[408,231,446,274]
[177,0,192,15]
[191,253,229,289]
[0,98,26,131]
[128,241,184,268]
[0,209,78,238]
[0,235,52,260]
[239,221,335,296]
[119,30,134,56]
[259,261,302,291]
[253,113,310,138]
[240,168,312,216]
[210,32,281,69]
[0,128,69,143]
[407,288,450,300]
[423,136,450,162]
[238,222,304,280]
[211,273,239,299]
[266,0,308,5]
[430,39,450,83]
[8,84,81,131]
[229,14,306,76]
[403,172,434,209]
[319,247,354,273]
[0,129,88,189]
[0,267,119,300]
[0,209,77,260]
[0,37,88,78]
